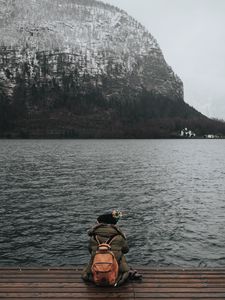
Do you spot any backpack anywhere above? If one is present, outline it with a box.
[91,235,119,286]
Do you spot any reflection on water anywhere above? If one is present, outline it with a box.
[0,139,225,267]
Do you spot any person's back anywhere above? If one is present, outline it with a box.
[82,210,130,286]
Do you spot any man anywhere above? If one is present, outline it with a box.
[82,210,139,286]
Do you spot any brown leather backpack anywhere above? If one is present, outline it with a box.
[91,235,119,286]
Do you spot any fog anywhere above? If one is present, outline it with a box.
[103,0,225,119]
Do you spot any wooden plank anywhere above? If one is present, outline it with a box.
[1,278,225,284]
[134,278,225,283]
[2,274,225,279]
[0,298,135,300]
[134,299,225,300]
[3,292,225,298]
[134,287,225,293]
[0,298,134,300]
[0,292,135,298]
[2,267,225,272]
[0,274,83,278]
[3,299,225,300]
[0,268,225,276]
[2,268,225,274]
[1,268,225,300]
[0,283,93,288]
[2,287,225,293]
[3,298,224,300]
[136,273,225,278]
[1,282,225,288]
[137,268,225,270]
[136,270,225,274]
[4,299,224,300]
[134,293,225,298]
[0,278,84,283]
[0,268,69,270]
[132,282,225,287]
[0,287,134,293]
[0,269,82,274]
[148,269,225,272]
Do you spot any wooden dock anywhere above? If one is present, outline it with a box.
[1,268,225,299]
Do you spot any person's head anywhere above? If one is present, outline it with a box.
[97,210,123,225]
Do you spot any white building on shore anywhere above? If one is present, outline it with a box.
[180,128,196,138]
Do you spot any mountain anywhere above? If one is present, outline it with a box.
[0,0,215,138]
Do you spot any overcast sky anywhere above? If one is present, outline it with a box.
[103,0,225,119]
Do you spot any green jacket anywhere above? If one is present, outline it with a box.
[82,223,129,280]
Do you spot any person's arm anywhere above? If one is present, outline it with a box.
[121,237,129,254]
[88,236,98,254]
[88,239,92,254]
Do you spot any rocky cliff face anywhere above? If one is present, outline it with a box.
[0,0,202,138]
[0,0,183,99]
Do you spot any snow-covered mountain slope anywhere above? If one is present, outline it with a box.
[0,0,207,138]
[0,0,183,101]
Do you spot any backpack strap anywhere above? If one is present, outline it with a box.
[106,235,118,245]
[94,235,101,245]
[95,234,118,245]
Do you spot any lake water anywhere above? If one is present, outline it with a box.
[0,139,225,267]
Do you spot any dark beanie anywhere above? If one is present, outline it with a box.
[97,211,121,225]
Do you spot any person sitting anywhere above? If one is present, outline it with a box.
[82,210,141,286]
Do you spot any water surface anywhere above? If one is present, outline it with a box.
[0,139,225,267]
